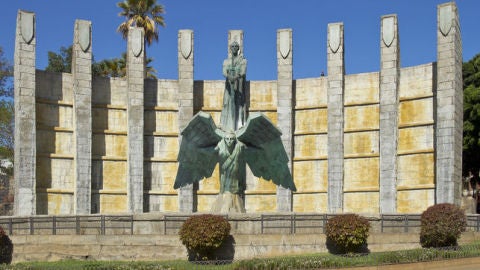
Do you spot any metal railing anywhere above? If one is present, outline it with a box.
[260,214,329,234]
[0,215,133,235]
[0,214,479,236]
[380,214,422,233]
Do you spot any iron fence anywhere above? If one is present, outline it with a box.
[0,214,479,236]
[0,215,133,235]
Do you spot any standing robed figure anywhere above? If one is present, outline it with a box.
[221,41,247,131]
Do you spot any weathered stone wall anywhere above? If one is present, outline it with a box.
[9,232,480,262]
[35,71,74,214]
[14,2,462,215]
[34,66,437,214]
[294,77,328,212]
[397,64,436,212]
[91,77,128,213]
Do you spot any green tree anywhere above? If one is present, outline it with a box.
[47,46,157,78]
[45,46,72,73]
[117,0,165,75]
[0,47,13,176]
[463,53,480,176]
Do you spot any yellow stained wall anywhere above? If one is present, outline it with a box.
[36,63,436,214]
[144,80,180,212]
[343,73,380,214]
[397,64,435,213]
[35,71,75,215]
[91,77,128,213]
[293,78,328,212]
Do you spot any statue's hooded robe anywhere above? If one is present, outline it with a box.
[220,54,247,131]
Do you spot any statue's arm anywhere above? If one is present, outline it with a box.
[239,58,247,77]
[222,59,229,78]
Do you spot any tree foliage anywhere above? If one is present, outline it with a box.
[117,0,165,47]
[463,53,480,175]
[117,0,165,76]
[46,46,157,79]
[0,47,13,176]
[45,46,72,73]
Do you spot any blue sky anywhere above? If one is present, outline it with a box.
[0,0,478,80]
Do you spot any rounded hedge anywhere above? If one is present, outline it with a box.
[179,214,231,261]
[420,203,466,248]
[0,227,12,264]
[325,214,370,254]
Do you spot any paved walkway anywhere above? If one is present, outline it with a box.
[341,257,480,270]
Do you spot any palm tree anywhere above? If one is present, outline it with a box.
[93,52,157,79]
[117,0,165,75]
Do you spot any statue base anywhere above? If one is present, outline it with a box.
[211,192,246,213]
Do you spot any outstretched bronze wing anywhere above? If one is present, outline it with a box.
[174,112,222,189]
[236,112,297,191]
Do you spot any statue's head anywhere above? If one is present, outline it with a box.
[224,131,236,148]
[230,41,240,55]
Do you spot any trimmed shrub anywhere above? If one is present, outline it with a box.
[420,203,466,248]
[0,227,12,264]
[325,214,370,254]
[179,214,231,261]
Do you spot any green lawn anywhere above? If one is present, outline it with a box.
[2,242,480,270]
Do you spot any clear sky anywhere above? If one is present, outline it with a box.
[0,0,478,80]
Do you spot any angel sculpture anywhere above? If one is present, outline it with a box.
[174,111,296,213]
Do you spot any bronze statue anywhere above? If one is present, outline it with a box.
[174,112,296,213]
[220,41,247,131]
[174,40,295,213]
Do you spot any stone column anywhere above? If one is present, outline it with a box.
[276,29,293,212]
[327,23,345,213]
[14,10,36,216]
[379,15,399,214]
[72,20,92,214]
[177,30,195,212]
[435,2,462,205]
[127,27,145,213]
[228,30,243,58]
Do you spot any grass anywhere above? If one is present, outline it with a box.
[1,242,480,269]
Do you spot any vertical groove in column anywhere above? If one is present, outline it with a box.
[177,29,195,213]
[276,29,293,212]
[14,10,36,216]
[127,27,145,213]
[327,23,345,214]
[435,2,462,205]
[72,19,92,214]
[379,15,399,214]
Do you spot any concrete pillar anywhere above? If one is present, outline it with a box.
[435,2,462,205]
[228,30,243,58]
[379,15,399,214]
[72,20,92,214]
[276,29,293,212]
[327,23,345,213]
[127,27,145,213]
[14,10,36,216]
[177,29,195,213]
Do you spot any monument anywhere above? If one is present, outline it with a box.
[12,2,462,215]
[174,42,297,213]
